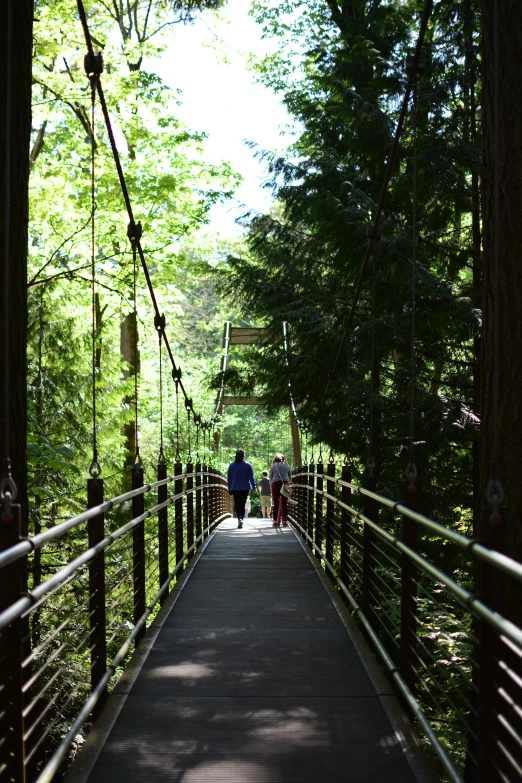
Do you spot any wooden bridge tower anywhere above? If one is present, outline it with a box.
[214,322,301,465]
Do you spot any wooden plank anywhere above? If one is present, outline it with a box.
[222,396,265,406]
[229,327,281,346]
[80,521,419,783]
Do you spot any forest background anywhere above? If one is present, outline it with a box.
[30,0,481,536]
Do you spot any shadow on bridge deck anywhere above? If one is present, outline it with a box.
[67,519,432,783]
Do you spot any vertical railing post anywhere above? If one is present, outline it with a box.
[476,523,506,782]
[87,477,107,715]
[186,461,194,560]
[307,463,314,545]
[195,462,202,541]
[399,482,418,698]
[362,472,378,624]
[314,460,323,559]
[132,465,145,645]
[0,503,25,782]
[208,465,215,525]
[298,467,306,536]
[325,461,335,573]
[174,460,183,570]
[202,463,209,537]
[340,463,352,590]
[157,461,168,603]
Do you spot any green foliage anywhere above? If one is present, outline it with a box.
[218,0,481,528]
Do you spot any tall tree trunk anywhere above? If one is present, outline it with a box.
[480,0,522,617]
[0,1,32,538]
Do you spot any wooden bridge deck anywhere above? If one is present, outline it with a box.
[71,519,429,783]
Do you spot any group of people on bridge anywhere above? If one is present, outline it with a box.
[227,449,291,529]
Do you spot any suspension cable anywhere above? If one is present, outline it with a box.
[486,0,503,524]
[344,324,352,465]
[186,398,192,463]
[127,221,143,470]
[405,56,423,486]
[76,0,210,433]
[174,376,181,464]
[0,0,17,513]
[367,226,380,479]
[155,314,166,466]
[84,51,103,479]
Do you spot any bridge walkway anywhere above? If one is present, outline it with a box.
[69,519,431,783]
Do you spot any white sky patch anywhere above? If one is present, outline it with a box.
[147,0,296,237]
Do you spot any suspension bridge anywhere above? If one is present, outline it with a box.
[2,0,522,782]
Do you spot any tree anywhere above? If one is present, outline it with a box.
[479,0,522,604]
[0,0,33,538]
[219,0,481,525]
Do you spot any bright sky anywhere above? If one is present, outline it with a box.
[151,0,295,237]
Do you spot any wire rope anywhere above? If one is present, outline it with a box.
[485,0,503,524]
[155,314,166,466]
[76,0,207,433]
[174,378,181,464]
[405,55,423,485]
[84,52,103,478]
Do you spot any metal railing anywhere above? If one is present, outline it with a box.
[0,463,232,782]
[290,463,522,783]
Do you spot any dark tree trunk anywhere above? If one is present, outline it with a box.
[0,0,33,537]
[480,0,522,617]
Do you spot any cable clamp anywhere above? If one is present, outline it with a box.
[84,52,104,79]
[127,220,143,247]
[185,397,192,411]
[366,223,381,246]
[0,472,18,516]
[171,367,182,383]
[88,458,101,479]
[486,478,504,526]
[154,313,166,332]
[133,452,143,474]
[404,462,417,494]
[405,55,425,77]
[366,455,376,480]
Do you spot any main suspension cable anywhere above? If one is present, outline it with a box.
[76,0,209,432]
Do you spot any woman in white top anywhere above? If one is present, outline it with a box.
[269,453,291,527]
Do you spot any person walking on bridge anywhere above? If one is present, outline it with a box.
[258,470,271,518]
[227,449,256,529]
[270,453,291,527]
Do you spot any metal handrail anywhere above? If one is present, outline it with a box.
[34,510,230,783]
[0,469,221,571]
[288,512,463,783]
[292,471,522,586]
[0,481,226,631]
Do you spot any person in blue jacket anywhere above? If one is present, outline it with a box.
[227,449,256,529]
